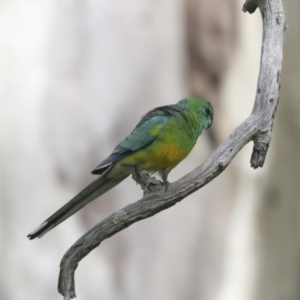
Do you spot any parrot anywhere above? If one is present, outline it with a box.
[28,98,214,239]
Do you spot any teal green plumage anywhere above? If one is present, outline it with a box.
[28,98,213,239]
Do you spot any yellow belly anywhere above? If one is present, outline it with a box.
[119,142,189,172]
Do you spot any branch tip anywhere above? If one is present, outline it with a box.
[242,0,258,13]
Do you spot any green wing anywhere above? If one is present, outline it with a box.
[91,105,182,174]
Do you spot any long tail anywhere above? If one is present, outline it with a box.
[27,172,128,239]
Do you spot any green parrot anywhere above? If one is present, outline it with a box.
[28,98,213,239]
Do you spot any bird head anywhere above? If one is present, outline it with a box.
[178,98,214,129]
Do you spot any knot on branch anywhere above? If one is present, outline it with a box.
[250,131,271,168]
[113,209,128,224]
[218,160,226,170]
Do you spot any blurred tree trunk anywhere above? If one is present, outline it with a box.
[254,1,300,299]
[186,0,238,108]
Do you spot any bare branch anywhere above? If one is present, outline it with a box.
[58,0,285,298]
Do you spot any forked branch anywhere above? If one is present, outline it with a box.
[58,0,286,298]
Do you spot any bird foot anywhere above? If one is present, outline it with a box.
[140,174,165,194]
[122,165,165,194]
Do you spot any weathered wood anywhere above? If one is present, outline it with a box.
[58,0,285,298]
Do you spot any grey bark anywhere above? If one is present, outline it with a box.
[58,0,285,298]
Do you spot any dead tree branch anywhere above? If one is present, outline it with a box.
[58,0,285,298]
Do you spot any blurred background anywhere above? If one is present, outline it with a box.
[0,0,298,299]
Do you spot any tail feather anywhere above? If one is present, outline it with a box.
[28,173,128,239]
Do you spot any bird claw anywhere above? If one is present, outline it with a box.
[122,164,166,194]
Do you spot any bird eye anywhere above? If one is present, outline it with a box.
[205,108,211,115]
